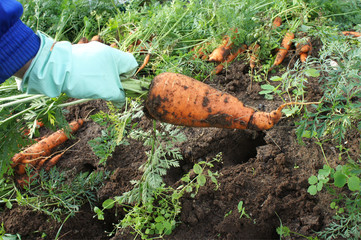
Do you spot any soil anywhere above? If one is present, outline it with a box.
[1,48,358,240]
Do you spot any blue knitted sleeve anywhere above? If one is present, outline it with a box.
[0,0,40,84]
[0,0,23,38]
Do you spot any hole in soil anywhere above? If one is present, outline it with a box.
[83,163,97,172]
[164,130,266,186]
[221,131,266,166]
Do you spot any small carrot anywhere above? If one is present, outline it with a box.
[91,35,102,42]
[298,44,311,53]
[208,36,233,62]
[45,152,65,171]
[296,39,312,63]
[249,43,260,71]
[227,44,247,62]
[77,37,89,44]
[270,32,295,70]
[145,73,319,131]
[110,43,118,48]
[300,52,308,63]
[16,172,38,188]
[191,44,208,60]
[342,31,361,38]
[212,45,247,75]
[272,16,282,29]
[134,54,151,76]
[212,64,224,75]
[11,119,84,170]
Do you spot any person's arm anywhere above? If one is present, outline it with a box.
[0,0,138,104]
[0,0,40,84]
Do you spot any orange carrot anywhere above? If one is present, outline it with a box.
[298,44,311,53]
[110,43,118,48]
[36,156,50,170]
[249,43,260,70]
[134,54,151,76]
[272,16,282,29]
[145,73,318,131]
[16,152,65,187]
[45,152,65,171]
[342,31,361,37]
[11,119,84,172]
[300,52,308,63]
[227,44,247,62]
[212,64,224,75]
[208,36,233,62]
[270,32,295,70]
[77,37,89,44]
[191,45,207,60]
[296,39,312,63]
[208,46,232,62]
[16,172,38,188]
[297,41,312,63]
[212,45,247,75]
[91,35,102,42]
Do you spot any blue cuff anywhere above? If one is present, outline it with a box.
[0,19,40,84]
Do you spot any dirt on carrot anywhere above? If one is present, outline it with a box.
[145,73,317,131]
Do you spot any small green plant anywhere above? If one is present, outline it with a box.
[95,152,222,239]
[15,168,108,222]
[307,162,361,196]
[307,165,332,195]
[237,201,252,220]
[317,192,361,240]
[89,100,145,165]
[306,151,361,239]
[277,225,318,240]
[296,30,361,144]
[260,67,320,117]
[276,213,318,240]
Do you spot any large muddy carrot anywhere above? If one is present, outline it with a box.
[11,119,84,170]
[270,32,295,70]
[145,73,318,131]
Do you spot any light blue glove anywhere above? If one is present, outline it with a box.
[21,32,138,105]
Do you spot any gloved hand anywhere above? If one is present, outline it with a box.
[21,32,138,106]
